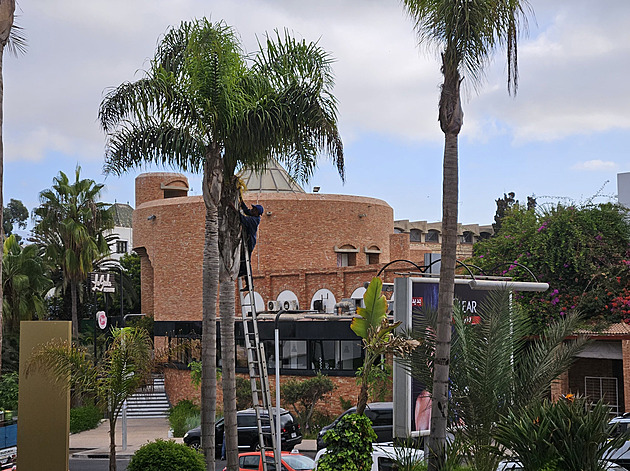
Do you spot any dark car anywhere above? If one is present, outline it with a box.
[316,402,393,450]
[184,408,302,457]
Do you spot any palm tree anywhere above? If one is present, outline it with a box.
[216,31,344,467]
[2,234,52,332]
[99,20,248,470]
[408,290,586,470]
[27,327,156,471]
[400,1,533,466]
[0,0,26,374]
[32,168,113,340]
[99,22,346,470]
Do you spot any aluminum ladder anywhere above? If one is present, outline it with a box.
[238,237,280,471]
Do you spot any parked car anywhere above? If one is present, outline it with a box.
[606,413,630,469]
[223,451,315,471]
[315,443,424,471]
[316,402,392,450]
[183,408,302,457]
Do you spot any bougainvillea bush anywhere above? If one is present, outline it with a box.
[470,202,630,331]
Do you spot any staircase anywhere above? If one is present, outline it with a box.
[124,375,171,418]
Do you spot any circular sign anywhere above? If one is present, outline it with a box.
[97,311,107,330]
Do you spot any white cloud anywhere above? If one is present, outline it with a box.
[572,160,618,171]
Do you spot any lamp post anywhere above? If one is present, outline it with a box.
[274,310,287,471]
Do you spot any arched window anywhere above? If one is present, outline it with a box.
[365,245,381,265]
[410,229,422,242]
[334,245,358,267]
[425,230,440,243]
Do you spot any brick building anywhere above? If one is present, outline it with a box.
[132,162,494,413]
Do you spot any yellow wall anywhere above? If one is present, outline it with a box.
[18,321,71,471]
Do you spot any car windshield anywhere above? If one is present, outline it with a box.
[282,454,315,470]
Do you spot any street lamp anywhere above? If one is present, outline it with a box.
[274,310,287,471]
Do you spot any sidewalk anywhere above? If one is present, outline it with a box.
[69,418,316,458]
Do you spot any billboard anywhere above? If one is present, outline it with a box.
[392,277,489,438]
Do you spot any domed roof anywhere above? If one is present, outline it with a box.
[240,158,306,193]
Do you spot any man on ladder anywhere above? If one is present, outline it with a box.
[238,198,264,278]
[236,196,280,471]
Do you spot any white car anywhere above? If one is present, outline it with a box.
[315,443,424,471]
[497,460,625,470]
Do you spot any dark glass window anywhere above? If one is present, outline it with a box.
[310,340,337,370]
[410,229,422,242]
[237,415,257,427]
[282,341,307,369]
[241,455,259,469]
[425,230,440,242]
[340,340,362,370]
[116,240,128,253]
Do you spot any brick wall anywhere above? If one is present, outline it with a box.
[164,367,385,417]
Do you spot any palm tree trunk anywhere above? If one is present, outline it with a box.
[0,45,4,375]
[108,415,117,471]
[201,150,222,471]
[71,279,79,340]
[428,52,462,471]
[0,0,14,378]
[219,268,238,470]
[218,177,243,471]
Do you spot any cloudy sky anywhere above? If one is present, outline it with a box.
[4,0,629,229]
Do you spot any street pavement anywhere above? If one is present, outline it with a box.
[69,417,317,459]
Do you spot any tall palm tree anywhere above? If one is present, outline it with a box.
[2,234,52,332]
[0,0,26,374]
[99,20,250,470]
[217,31,344,468]
[32,168,113,340]
[27,327,156,471]
[400,1,533,466]
[409,290,586,470]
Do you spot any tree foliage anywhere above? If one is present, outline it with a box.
[32,167,114,339]
[408,290,587,471]
[316,413,376,471]
[27,327,158,471]
[471,202,630,330]
[351,277,418,415]
[2,234,52,331]
[3,198,28,237]
[281,372,335,433]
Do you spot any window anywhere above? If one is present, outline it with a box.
[116,240,128,254]
[340,340,363,370]
[310,340,337,370]
[237,415,258,428]
[458,231,474,244]
[337,252,356,267]
[335,245,358,267]
[479,231,491,240]
[240,455,260,470]
[585,376,619,415]
[367,252,380,265]
[168,337,201,365]
[410,229,422,242]
[425,230,440,243]
[282,340,308,369]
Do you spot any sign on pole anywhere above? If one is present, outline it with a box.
[97,311,107,330]
[90,272,115,293]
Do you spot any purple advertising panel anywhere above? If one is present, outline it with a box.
[410,280,488,433]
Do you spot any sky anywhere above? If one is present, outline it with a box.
[4,0,630,232]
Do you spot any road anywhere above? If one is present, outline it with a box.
[69,451,317,471]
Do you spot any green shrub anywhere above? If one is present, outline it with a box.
[307,409,337,438]
[317,413,376,471]
[70,405,102,433]
[168,400,200,437]
[495,396,629,471]
[127,439,205,471]
[0,372,18,411]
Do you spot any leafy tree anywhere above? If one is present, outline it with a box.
[351,277,418,415]
[99,20,344,470]
[281,372,335,433]
[471,202,630,330]
[492,192,535,235]
[317,413,377,471]
[2,234,52,331]
[400,1,534,466]
[3,198,28,237]
[27,327,158,471]
[408,290,587,471]
[32,168,113,339]
[0,0,26,376]
[216,30,344,468]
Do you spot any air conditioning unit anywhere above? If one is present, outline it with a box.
[282,300,299,311]
[267,300,280,312]
[313,299,324,312]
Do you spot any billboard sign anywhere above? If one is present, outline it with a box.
[90,272,115,293]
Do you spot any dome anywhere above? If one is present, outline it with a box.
[240,158,306,193]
